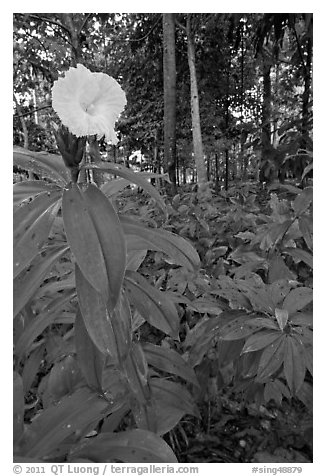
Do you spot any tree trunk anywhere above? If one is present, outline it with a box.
[301,37,312,151]
[163,13,177,196]
[61,13,83,66]
[214,153,219,193]
[14,93,35,180]
[186,14,210,200]
[261,58,272,154]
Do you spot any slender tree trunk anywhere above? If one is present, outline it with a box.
[14,93,35,180]
[214,153,219,193]
[61,13,83,66]
[300,36,312,157]
[261,58,272,154]
[225,149,229,190]
[206,155,210,181]
[186,14,210,200]
[13,94,28,149]
[163,13,177,196]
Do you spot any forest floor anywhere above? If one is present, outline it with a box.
[116,180,313,463]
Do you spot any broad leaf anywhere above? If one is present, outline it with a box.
[14,197,61,278]
[101,173,169,198]
[62,183,109,298]
[220,316,259,340]
[18,387,109,458]
[296,381,313,409]
[150,378,200,419]
[13,146,70,185]
[282,287,313,315]
[75,264,118,360]
[275,308,289,330]
[120,216,200,271]
[82,184,126,309]
[13,372,24,445]
[241,330,282,354]
[293,187,313,216]
[268,255,294,283]
[122,343,150,406]
[298,216,313,250]
[186,317,220,367]
[142,342,199,387]
[13,245,69,318]
[283,335,306,394]
[83,162,167,215]
[74,308,104,392]
[264,379,291,405]
[289,312,313,327]
[124,271,179,339]
[283,248,313,268]
[69,429,178,463]
[256,335,286,381]
[22,344,46,393]
[245,316,279,330]
[15,289,75,360]
[46,355,83,403]
[126,249,147,271]
[13,181,62,207]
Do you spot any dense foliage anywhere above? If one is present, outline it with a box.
[13,13,312,464]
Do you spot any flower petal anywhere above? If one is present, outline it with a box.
[52,64,126,143]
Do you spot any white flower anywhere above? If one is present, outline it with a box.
[52,64,126,144]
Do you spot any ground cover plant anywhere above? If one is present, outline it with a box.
[13,13,312,464]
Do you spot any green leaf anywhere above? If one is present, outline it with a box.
[74,308,105,392]
[293,187,313,216]
[124,271,180,339]
[142,343,199,387]
[283,335,306,394]
[122,343,150,406]
[13,245,69,318]
[120,216,200,271]
[275,308,289,330]
[62,183,109,298]
[19,387,109,458]
[301,162,313,181]
[256,335,286,381]
[126,249,147,271]
[241,330,282,354]
[14,197,61,278]
[283,248,313,268]
[13,181,62,207]
[82,183,127,309]
[282,287,313,314]
[260,220,292,250]
[83,162,167,215]
[289,312,313,327]
[75,264,118,360]
[13,146,70,185]
[46,355,83,402]
[264,379,291,405]
[296,381,313,409]
[150,378,199,419]
[15,289,75,361]
[237,282,276,314]
[22,344,46,393]
[70,429,178,463]
[298,216,313,250]
[220,316,259,340]
[245,316,279,330]
[13,372,24,445]
[186,317,220,367]
[268,255,295,283]
[101,173,169,198]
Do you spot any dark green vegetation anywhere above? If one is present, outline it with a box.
[13,13,312,463]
